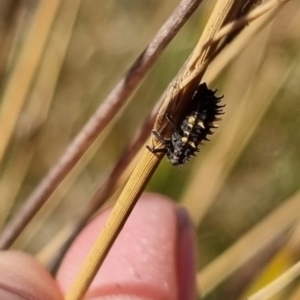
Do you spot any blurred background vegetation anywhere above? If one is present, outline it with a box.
[0,0,300,299]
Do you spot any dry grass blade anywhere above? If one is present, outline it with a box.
[0,1,24,81]
[207,0,289,48]
[35,225,73,265]
[15,0,82,139]
[199,190,300,297]
[205,6,278,83]
[64,0,261,298]
[0,144,34,229]
[0,0,83,250]
[47,141,144,273]
[183,0,235,73]
[12,122,114,251]
[150,0,237,144]
[0,0,61,163]
[221,231,291,300]
[65,150,160,300]
[239,221,300,299]
[13,0,82,244]
[184,76,272,223]
[48,69,173,272]
[0,0,203,250]
[148,0,285,150]
[182,17,292,226]
[246,260,300,300]
[66,1,278,300]
[182,0,290,87]
[0,1,297,299]
[289,282,300,300]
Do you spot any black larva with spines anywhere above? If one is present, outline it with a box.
[147,83,224,166]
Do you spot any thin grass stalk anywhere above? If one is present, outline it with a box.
[45,0,282,272]
[205,7,279,84]
[0,0,204,250]
[8,0,85,250]
[47,138,150,273]
[35,225,73,265]
[0,0,61,163]
[149,0,238,144]
[246,260,300,300]
[0,144,34,228]
[0,1,24,83]
[181,0,289,87]
[221,232,292,300]
[64,150,160,300]
[18,0,283,256]
[15,113,137,252]
[198,190,300,297]
[206,0,289,49]
[16,0,82,138]
[182,40,293,226]
[12,134,105,250]
[0,0,82,250]
[64,0,254,298]
[195,62,295,297]
[239,221,300,299]
[289,282,300,300]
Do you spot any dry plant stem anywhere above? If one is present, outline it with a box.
[65,150,161,300]
[17,0,82,138]
[49,0,254,272]
[0,0,83,248]
[0,0,203,250]
[195,63,294,296]
[0,0,61,162]
[222,231,291,300]
[87,102,162,213]
[206,0,290,49]
[205,8,279,83]
[151,0,238,146]
[16,130,118,250]
[199,190,300,297]
[0,144,34,229]
[63,0,253,290]
[48,18,241,269]
[3,0,83,249]
[48,9,240,267]
[58,0,288,281]
[184,0,234,72]
[182,6,288,226]
[64,0,294,298]
[289,278,300,300]
[247,260,300,300]
[0,0,24,82]
[48,115,158,272]
[50,0,272,268]
[242,222,300,300]
[181,0,289,88]
[65,1,251,298]
[35,225,73,264]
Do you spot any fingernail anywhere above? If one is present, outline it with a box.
[176,206,197,300]
[176,206,193,232]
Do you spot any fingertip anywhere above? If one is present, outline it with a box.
[57,193,196,300]
[0,251,63,300]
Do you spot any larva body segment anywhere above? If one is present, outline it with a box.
[147,83,224,166]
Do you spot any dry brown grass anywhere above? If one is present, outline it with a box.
[0,0,299,299]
